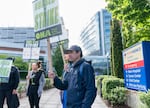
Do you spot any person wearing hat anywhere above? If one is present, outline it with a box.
[0,57,20,108]
[59,53,72,108]
[49,45,97,108]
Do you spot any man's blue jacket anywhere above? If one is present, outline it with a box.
[54,59,97,108]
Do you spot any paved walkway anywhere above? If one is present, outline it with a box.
[4,88,108,108]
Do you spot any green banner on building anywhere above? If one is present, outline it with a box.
[0,60,12,83]
[33,0,62,40]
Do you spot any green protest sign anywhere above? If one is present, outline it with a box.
[33,0,62,40]
[35,24,62,40]
[0,60,12,83]
[25,40,39,48]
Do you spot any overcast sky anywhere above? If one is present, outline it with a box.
[0,0,106,46]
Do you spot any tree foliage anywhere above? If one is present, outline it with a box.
[14,57,28,70]
[52,46,64,77]
[0,54,28,71]
[110,19,123,78]
[106,0,150,48]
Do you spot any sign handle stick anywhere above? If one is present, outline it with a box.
[28,62,31,75]
[47,38,53,72]
[26,61,31,91]
[59,44,66,64]
[58,35,66,64]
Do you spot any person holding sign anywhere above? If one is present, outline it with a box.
[0,57,20,108]
[26,62,45,108]
[59,53,72,108]
[49,45,97,108]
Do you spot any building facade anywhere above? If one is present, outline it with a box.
[0,17,69,72]
[0,24,69,53]
[0,27,47,50]
[80,9,112,56]
[84,56,110,75]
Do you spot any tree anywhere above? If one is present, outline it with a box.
[110,19,123,78]
[0,54,8,59]
[52,46,64,77]
[106,0,150,48]
[0,54,28,70]
[14,57,28,70]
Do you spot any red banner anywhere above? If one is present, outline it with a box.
[124,60,144,70]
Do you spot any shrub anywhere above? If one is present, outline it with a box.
[139,90,150,108]
[108,87,127,105]
[14,57,28,71]
[102,77,124,99]
[96,75,107,90]
[17,82,26,93]
[17,82,26,98]
[96,75,115,96]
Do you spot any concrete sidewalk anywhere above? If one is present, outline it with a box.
[4,88,108,108]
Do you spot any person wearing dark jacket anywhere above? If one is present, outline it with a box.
[26,62,45,108]
[0,57,20,108]
[49,45,97,108]
[60,54,72,108]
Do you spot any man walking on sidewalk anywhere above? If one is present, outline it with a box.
[49,45,97,108]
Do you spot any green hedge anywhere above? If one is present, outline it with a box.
[102,77,124,99]
[108,87,127,105]
[139,90,150,108]
[99,76,127,106]
[96,75,115,95]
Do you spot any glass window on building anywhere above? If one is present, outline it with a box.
[104,21,110,26]
[105,29,110,34]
